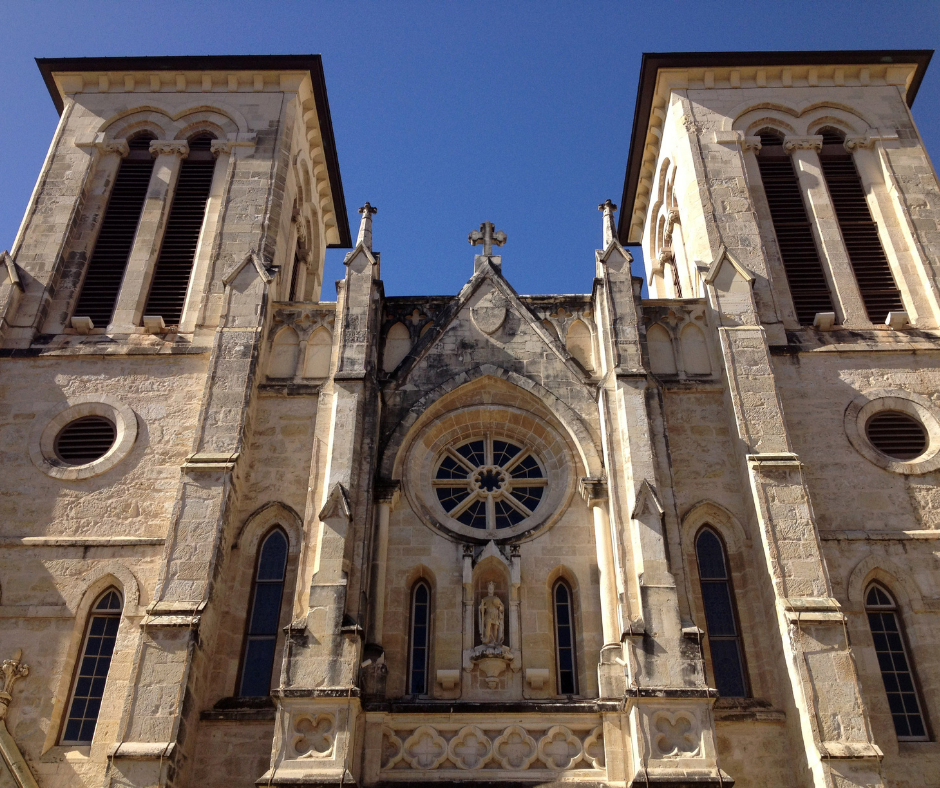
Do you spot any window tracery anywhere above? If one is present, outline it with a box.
[433,437,546,532]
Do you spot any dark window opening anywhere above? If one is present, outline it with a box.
[756,131,834,324]
[73,133,156,327]
[818,127,904,323]
[54,416,117,465]
[866,584,929,740]
[289,251,303,302]
[409,581,431,695]
[142,133,216,325]
[238,529,288,697]
[866,410,928,460]
[554,580,577,695]
[61,589,123,744]
[695,527,749,698]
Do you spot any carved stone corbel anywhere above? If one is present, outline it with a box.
[0,650,28,719]
[783,135,823,153]
[149,140,190,158]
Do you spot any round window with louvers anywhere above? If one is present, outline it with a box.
[865,411,928,461]
[433,437,547,536]
[54,416,118,466]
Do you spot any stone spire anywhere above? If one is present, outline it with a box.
[598,199,617,249]
[357,202,377,250]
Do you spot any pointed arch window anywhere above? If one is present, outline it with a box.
[818,128,904,323]
[553,580,578,695]
[695,527,748,697]
[142,133,217,326]
[61,588,123,744]
[74,133,156,327]
[755,130,834,324]
[865,584,929,740]
[409,581,431,695]
[238,528,288,697]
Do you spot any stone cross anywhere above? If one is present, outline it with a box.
[598,199,617,249]
[469,222,507,256]
[357,202,377,250]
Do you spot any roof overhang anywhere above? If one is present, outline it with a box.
[618,49,934,246]
[36,55,351,248]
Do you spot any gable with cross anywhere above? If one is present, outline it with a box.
[469,222,507,256]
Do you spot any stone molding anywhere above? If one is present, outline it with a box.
[843,388,940,474]
[28,395,138,481]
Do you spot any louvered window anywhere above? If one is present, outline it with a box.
[866,411,927,460]
[819,128,904,323]
[54,416,117,465]
[756,132,834,325]
[142,134,216,326]
[73,133,156,327]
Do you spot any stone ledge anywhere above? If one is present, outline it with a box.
[363,699,621,714]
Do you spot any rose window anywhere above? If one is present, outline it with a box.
[433,437,547,530]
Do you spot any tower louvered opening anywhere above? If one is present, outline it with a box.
[73,133,156,327]
[866,411,928,460]
[756,132,834,325]
[142,134,216,326]
[54,416,117,465]
[819,128,904,324]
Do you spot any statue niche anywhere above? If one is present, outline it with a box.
[463,545,520,694]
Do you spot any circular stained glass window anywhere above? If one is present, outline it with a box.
[433,437,547,531]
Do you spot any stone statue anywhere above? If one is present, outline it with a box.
[478,581,505,646]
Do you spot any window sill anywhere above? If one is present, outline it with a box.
[40,745,90,763]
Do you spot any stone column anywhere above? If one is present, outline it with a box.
[109,140,188,332]
[785,135,869,327]
[370,481,400,646]
[580,478,619,645]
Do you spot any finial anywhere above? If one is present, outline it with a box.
[0,649,29,721]
[468,222,507,257]
[357,202,377,250]
[598,200,618,249]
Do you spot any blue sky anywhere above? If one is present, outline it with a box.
[0,1,938,298]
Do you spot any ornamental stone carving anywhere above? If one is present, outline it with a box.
[652,711,700,757]
[0,649,28,720]
[97,140,130,157]
[149,140,190,158]
[782,135,823,153]
[403,726,448,770]
[492,725,539,770]
[291,712,334,757]
[583,726,605,768]
[537,725,583,769]
[448,725,492,770]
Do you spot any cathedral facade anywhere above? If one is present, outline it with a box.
[0,50,938,788]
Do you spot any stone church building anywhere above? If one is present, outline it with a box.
[0,49,938,788]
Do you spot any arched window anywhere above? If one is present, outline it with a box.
[143,133,217,326]
[818,128,904,323]
[695,527,748,697]
[238,529,288,697]
[408,581,431,695]
[61,588,123,744]
[73,133,157,327]
[553,580,577,695]
[755,130,834,324]
[865,584,928,740]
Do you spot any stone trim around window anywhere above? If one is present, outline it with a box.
[844,388,940,474]
[29,395,138,480]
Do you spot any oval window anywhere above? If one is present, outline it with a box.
[865,411,927,460]
[54,416,117,465]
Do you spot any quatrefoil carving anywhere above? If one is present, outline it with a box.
[292,713,334,757]
[493,725,538,770]
[448,725,492,770]
[380,727,403,769]
[653,711,700,757]
[403,726,448,770]
[583,725,605,768]
[537,725,583,769]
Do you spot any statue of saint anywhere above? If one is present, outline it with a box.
[478,581,505,646]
